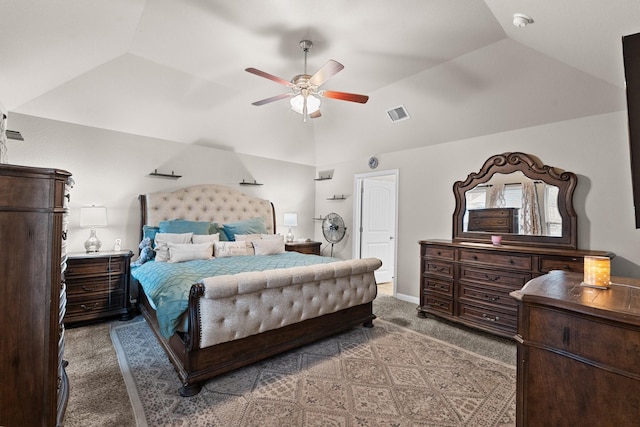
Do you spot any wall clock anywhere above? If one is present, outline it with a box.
[368,156,379,169]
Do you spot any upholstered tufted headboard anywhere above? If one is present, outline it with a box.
[139,184,276,236]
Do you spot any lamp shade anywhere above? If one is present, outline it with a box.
[582,256,611,288]
[80,206,107,228]
[290,94,321,114]
[283,212,298,227]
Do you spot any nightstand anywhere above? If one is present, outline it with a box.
[64,250,134,325]
[285,241,322,255]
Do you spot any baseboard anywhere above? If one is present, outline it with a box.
[392,292,419,305]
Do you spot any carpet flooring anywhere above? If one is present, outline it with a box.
[64,295,517,426]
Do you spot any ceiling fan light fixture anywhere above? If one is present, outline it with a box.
[290,94,321,114]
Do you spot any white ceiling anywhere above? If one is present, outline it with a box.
[1,0,639,166]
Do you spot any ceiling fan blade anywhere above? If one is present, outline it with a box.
[245,68,295,88]
[320,90,369,104]
[310,110,322,119]
[251,93,291,106]
[309,60,344,87]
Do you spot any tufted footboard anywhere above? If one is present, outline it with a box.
[193,257,381,349]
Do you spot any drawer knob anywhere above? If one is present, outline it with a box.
[484,273,501,282]
[484,294,499,302]
[482,313,499,322]
[82,286,96,292]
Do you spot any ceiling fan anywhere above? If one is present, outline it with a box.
[245,40,369,121]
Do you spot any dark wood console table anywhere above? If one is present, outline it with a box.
[511,271,640,426]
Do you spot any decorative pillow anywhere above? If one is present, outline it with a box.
[261,233,283,241]
[235,233,262,242]
[154,232,193,262]
[192,233,220,244]
[213,241,250,257]
[252,238,285,255]
[209,222,228,241]
[222,217,268,241]
[143,225,160,247]
[168,242,214,263]
[159,219,210,235]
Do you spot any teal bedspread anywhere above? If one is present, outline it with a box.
[131,252,339,338]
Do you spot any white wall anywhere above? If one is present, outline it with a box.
[316,111,640,302]
[5,113,317,255]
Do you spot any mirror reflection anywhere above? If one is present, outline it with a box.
[462,171,561,237]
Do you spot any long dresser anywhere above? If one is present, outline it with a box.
[418,239,613,338]
[511,271,640,426]
[0,164,72,427]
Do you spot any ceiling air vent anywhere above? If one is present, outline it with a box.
[6,130,24,141]
[386,105,410,123]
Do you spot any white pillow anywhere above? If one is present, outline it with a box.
[168,242,214,263]
[154,232,193,262]
[235,233,262,242]
[214,241,250,257]
[192,233,220,244]
[252,238,285,255]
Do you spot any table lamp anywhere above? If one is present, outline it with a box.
[80,206,107,253]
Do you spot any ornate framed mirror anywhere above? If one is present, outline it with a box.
[453,152,578,248]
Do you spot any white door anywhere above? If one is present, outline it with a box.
[361,177,396,283]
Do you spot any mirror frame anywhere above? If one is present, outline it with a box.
[453,152,578,249]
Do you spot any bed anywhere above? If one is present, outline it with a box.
[132,184,381,396]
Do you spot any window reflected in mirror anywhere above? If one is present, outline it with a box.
[462,171,561,236]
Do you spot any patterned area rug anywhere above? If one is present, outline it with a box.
[111,318,516,426]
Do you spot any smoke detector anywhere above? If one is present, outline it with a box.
[513,13,534,28]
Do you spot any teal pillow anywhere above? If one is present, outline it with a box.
[159,219,211,235]
[222,217,268,241]
[209,222,228,241]
[143,225,160,243]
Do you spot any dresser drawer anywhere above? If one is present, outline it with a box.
[459,282,518,309]
[421,245,454,260]
[539,256,584,273]
[422,294,454,316]
[526,306,640,376]
[459,249,532,270]
[459,265,530,288]
[458,302,517,334]
[422,276,453,297]
[423,259,454,278]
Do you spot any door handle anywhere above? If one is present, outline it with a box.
[389,236,394,240]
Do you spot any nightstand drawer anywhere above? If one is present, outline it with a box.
[66,276,126,298]
[539,256,584,273]
[66,294,126,318]
[65,257,126,277]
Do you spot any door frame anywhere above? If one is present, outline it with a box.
[353,169,399,290]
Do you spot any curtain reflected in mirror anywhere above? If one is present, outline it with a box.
[462,170,562,237]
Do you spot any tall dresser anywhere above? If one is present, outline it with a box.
[0,164,72,427]
[511,271,640,426]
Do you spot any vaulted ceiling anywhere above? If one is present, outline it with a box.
[1,0,638,166]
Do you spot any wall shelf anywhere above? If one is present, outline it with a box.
[327,195,347,200]
[314,176,332,181]
[149,170,181,179]
[239,179,263,186]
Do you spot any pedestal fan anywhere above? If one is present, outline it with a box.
[322,213,346,257]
